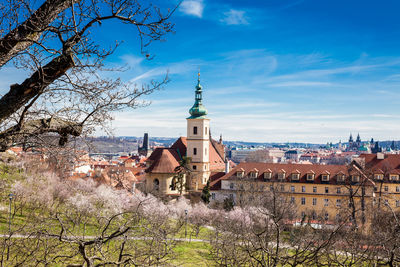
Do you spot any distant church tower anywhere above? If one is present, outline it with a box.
[186,73,210,190]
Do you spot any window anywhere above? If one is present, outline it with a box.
[264,172,272,179]
[270,185,274,191]
[374,186,378,192]
[211,193,215,200]
[170,178,177,191]
[237,171,244,178]
[153,179,160,191]
[291,197,295,204]
[193,126,198,135]
[301,211,305,218]
[313,186,317,193]
[193,148,197,155]
[291,186,295,192]
[301,197,306,205]
[396,200,400,207]
[280,185,285,191]
[292,173,300,180]
[205,148,207,156]
[307,173,315,181]
[390,175,399,181]
[324,199,329,207]
[375,174,384,180]
[204,165,207,171]
[312,212,317,220]
[397,186,400,192]
[229,183,234,189]
[324,213,329,221]
[384,199,389,206]
[250,172,258,178]
[384,186,389,192]
[325,187,329,194]
[278,172,286,180]
[321,174,330,181]
[352,175,360,183]
[336,187,341,194]
[312,198,317,206]
[193,165,197,170]
[337,175,345,182]
[205,127,208,135]
[336,199,341,207]
[302,186,306,193]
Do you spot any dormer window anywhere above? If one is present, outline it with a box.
[306,172,315,181]
[351,175,360,183]
[278,170,286,180]
[321,174,330,182]
[337,174,345,182]
[374,174,384,181]
[250,171,258,178]
[264,171,272,180]
[390,174,399,181]
[291,173,300,180]
[236,168,245,178]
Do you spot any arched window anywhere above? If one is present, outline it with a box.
[153,179,160,191]
[170,177,177,191]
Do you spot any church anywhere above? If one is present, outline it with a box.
[144,74,227,197]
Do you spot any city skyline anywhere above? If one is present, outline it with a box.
[3,0,400,143]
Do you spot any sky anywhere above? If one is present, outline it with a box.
[3,0,400,143]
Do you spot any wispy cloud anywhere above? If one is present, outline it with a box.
[179,0,204,18]
[220,9,249,25]
[269,81,332,87]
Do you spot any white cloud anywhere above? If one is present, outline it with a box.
[220,9,249,25]
[269,81,332,87]
[179,0,204,18]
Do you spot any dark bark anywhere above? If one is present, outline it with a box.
[0,53,74,124]
[0,0,73,67]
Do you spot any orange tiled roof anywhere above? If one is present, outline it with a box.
[210,162,371,189]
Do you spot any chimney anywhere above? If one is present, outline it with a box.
[225,159,230,174]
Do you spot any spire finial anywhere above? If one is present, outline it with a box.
[198,68,200,82]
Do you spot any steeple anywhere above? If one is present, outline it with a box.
[349,133,353,143]
[356,133,361,143]
[188,72,208,119]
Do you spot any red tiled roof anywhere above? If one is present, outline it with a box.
[146,148,181,173]
[211,162,369,187]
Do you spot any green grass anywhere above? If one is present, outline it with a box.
[171,241,215,266]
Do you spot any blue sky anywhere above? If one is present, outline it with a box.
[3,0,400,143]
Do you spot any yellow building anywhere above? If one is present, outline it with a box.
[210,153,400,226]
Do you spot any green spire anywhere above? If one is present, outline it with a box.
[188,72,208,119]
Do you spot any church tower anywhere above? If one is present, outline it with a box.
[186,73,210,190]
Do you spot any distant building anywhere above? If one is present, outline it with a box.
[138,133,152,157]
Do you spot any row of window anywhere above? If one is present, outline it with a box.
[231,183,351,194]
[240,171,400,182]
[237,171,361,183]
[374,185,400,193]
[374,174,400,181]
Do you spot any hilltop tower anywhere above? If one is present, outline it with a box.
[186,72,210,190]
